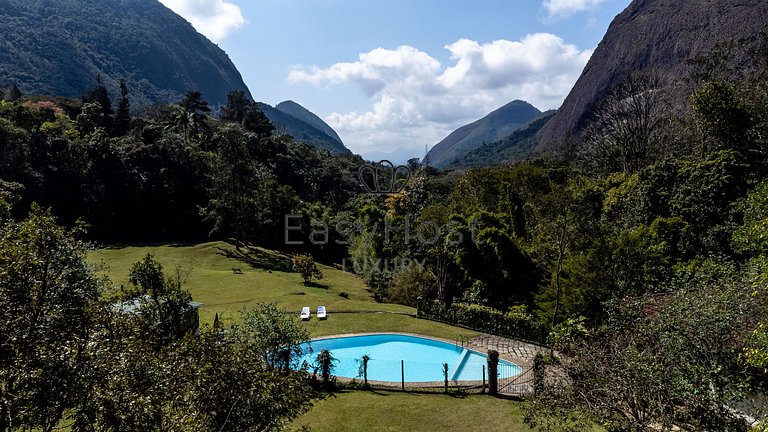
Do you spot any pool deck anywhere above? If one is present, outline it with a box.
[464,334,549,369]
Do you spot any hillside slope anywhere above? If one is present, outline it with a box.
[446,111,556,169]
[275,100,344,147]
[0,0,251,107]
[257,102,350,154]
[425,100,541,168]
[537,0,768,151]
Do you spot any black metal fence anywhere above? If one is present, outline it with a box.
[327,355,534,396]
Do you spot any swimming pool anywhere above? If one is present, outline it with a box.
[296,333,521,383]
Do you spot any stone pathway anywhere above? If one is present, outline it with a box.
[464,333,548,368]
[460,334,551,395]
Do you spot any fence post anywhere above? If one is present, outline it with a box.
[442,363,449,394]
[401,360,405,391]
[488,350,498,396]
[482,364,486,394]
[533,353,544,396]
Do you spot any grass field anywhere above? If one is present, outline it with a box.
[90,242,548,431]
[290,391,533,431]
[90,241,479,340]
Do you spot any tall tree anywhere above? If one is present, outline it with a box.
[179,90,211,140]
[82,79,114,132]
[113,79,131,136]
[580,73,671,175]
[243,104,275,137]
[691,80,752,155]
[221,90,250,123]
[0,207,104,431]
[201,125,266,247]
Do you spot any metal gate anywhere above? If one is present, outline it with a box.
[498,364,534,395]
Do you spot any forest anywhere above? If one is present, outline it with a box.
[2,37,768,430]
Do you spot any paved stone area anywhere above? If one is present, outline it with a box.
[461,334,551,395]
[464,334,548,367]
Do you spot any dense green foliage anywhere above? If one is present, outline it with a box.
[0,207,317,430]
[418,301,544,342]
[0,87,362,246]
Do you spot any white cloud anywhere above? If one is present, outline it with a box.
[158,0,246,42]
[289,34,592,158]
[542,0,607,19]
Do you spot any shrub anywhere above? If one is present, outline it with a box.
[418,300,544,343]
[292,253,323,285]
[386,263,436,307]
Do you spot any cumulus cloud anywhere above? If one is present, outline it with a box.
[289,33,592,157]
[542,0,607,19]
[158,0,246,42]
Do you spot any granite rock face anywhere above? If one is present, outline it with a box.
[537,0,768,152]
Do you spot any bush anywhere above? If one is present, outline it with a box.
[418,300,544,343]
[292,253,323,285]
[386,264,436,307]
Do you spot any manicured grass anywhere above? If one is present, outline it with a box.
[290,391,533,431]
[89,243,594,431]
[90,242,479,340]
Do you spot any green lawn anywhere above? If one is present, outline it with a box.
[90,242,571,431]
[290,391,533,431]
[90,241,479,340]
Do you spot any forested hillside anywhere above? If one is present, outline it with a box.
[257,102,350,154]
[0,0,252,107]
[425,100,541,168]
[445,111,555,169]
[0,87,361,247]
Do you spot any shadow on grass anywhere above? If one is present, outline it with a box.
[216,243,293,272]
[332,387,391,397]
[100,241,200,249]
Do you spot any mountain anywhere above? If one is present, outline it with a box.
[275,101,344,147]
[0,0,251,107]
[256,102,350,155]
[445,111,556,170]
[537,0,768,152]
[425,100,541,168]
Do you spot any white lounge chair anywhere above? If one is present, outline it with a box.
[300,306,310,321]
[317,305,327,320]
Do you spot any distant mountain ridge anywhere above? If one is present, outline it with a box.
[537,0,768,152]
[425,100,541,168]
[275,101,344,146]
[257,101,350,155]
[445,111,556,169]
[0,0,251,107]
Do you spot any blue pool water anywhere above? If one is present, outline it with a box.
[296,333,521,382]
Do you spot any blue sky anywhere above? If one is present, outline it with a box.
[159,0,631,160]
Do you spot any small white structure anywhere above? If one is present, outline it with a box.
[113,295,203,335]
[300,306,310,321]
[317,305,327,320]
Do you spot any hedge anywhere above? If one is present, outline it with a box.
[417,300,545,343]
